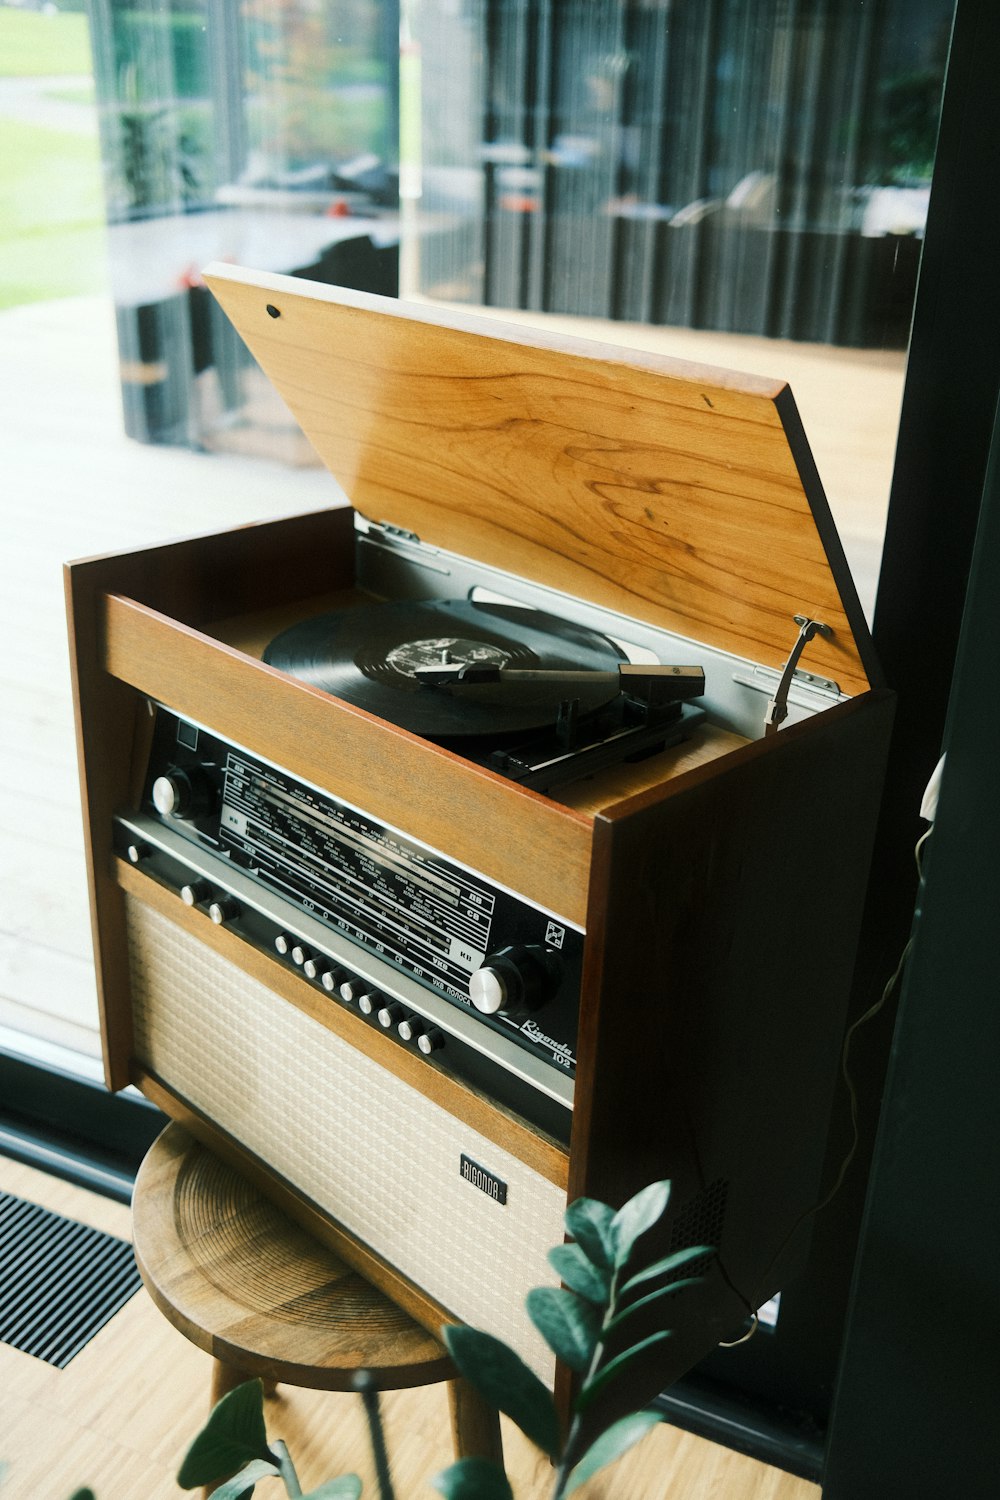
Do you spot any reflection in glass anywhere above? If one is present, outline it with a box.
[87,0,400,449]
[415,0,949,343]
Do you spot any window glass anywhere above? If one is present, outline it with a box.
[2,0,951,1065]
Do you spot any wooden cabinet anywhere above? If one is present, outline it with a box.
[66,270,892,1416]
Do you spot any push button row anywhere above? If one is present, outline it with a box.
[148,857,448,1062]
[274,933,444,1056]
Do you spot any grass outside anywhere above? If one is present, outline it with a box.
[0,6,93,77]
[0,116,107,306]
[0,6,107,309]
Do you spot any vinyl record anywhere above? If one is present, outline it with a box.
[263,598,626,736]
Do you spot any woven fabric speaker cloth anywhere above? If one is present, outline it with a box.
[124,896,565,1381]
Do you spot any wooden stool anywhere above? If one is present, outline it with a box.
[132,1124,502,1480]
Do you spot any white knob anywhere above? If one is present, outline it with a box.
[469,967,506,1015]
[152,775,183,816]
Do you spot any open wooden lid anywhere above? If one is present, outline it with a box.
[204,263,879,696]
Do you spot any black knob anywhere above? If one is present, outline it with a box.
[417,1028,445,1055]
[377,1002,404,1029]
[180,880,211,907]
[151,765,215,819]
[469,945,560,1019]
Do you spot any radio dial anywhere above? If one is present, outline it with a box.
[469,945,559,1020]
[180,880,210,907]
[152,765,215,819]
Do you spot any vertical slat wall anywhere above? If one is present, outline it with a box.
[414,0,946,348]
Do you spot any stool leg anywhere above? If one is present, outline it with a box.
[448,1377,503,1467]
[204,1363,279,1500]
[210,1360,279,1406]
[210,1358,255,1407]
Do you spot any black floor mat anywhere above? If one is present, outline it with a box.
[0,1190,142,1367]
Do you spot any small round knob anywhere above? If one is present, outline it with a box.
[397,1015,421,1043]
[417,1028,445,1055]
[180,880,210,907]
[126,842,149,865]
[321,969,344,994]
[208,897,240,926]
[357,991,379,1016]
[377,1002,404,1029]
[274,933,292,956]
[303,955,325,980]
[151,766,214,819]
[469,945,559,1019]
[290,943,308,966]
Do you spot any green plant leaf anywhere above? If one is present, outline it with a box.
[575,1331,673,1411]
[430,1457,515,1499]
[619,1244,712,1296]
[548,1243,611,1304]
[301,1479,364,1500]
[443,1325,560,1458]
[609,1181,671,1267]
[563,1198,616,1271]
[177,1379,275,1488]
[526,1287,601,1373]
[563,1410,663,1496]
[606,1276,703,1334]
[207,1459,280,1500]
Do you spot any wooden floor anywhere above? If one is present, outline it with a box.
[0,291,904,1062]
[0,1153,820,1500]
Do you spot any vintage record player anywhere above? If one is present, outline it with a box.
[66,268,893,1415]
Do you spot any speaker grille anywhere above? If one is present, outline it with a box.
[124,897,564,1380]
[667,1178,728,1282]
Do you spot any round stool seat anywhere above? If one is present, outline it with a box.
[132,1123,455,1391]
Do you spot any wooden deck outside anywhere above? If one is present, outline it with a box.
[0,290,903,1064]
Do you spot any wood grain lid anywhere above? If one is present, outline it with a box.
[203,263,879,696]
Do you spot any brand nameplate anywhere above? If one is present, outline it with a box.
[460,1154,508,1204]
